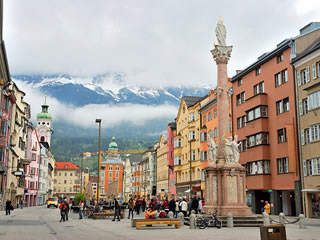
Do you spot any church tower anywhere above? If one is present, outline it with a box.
[36,95,53,147]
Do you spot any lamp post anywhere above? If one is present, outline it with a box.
[95,119,102,206]
[80,153,84,193]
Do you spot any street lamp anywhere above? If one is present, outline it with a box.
[95,119,102,207]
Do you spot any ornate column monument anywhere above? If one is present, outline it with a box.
[203,18,251,216]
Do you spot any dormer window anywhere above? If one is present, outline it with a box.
[42,122,45,125]
[65,165,68,168]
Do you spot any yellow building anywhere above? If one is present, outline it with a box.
[82,168,90,193]
[174,96,208,198]
[54,162,81,199]
[156,135,168,199]
[293,36,320,218]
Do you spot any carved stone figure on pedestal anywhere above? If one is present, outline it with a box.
[208,137,217,165]
[224,136,234,164]
[232,135,241,164]
[215,18,227,46]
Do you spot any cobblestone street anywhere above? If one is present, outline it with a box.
[0,206,319,240]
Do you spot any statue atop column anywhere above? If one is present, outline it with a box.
[232,135,241,164]
[208,136,217,165]
[215,17,227,46]
[224,135,241,164]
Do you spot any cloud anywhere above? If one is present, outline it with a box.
[15,80,178,128]
[4,0,320,88]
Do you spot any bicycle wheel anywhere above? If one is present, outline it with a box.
[216,220,222,229]
[197,219,207,229]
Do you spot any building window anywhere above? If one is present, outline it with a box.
[189,112,195,122]
[109,166,113,170]
[256,67,261,76]
[64,180,67,184]
[236,92,245,105]
[308,91,320,110]
[64,187,66,192]
[59,172,61,176]
[238,79,243,86]
[0,120,7,136]
[277,53,284,63]
[70,173,73,176]
[277,157,289,174]
[64,173,67,176]
[109,172,113,183]
[305,158,320,176]
[208,112,212,121]
[277,128,287,143]
[203,115,206,124]
[191,150,196,161]
[299,98,308,116]
[247,132,269,147]
[276,97,289,114]
[189,131,196,141]
[239,139,247,152]
[201,151,207,161]
[247,160,270,175]
[254,81,264,95]
[174,138,183,148]
[70,180,72,184]
[115,166,120,171]
[214,127,218,138]
[200,132,207,142]
[246,106,268,122]
[174,156,182,166]
[214,109,217,118]
[275,69,288,87]
[310,123,320,142]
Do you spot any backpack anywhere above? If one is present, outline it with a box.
[159,211,167,218]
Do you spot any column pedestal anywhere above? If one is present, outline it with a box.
[203,163,252,216]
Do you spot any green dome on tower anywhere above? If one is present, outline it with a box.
[37,94,52,120]
[108,137,118,151]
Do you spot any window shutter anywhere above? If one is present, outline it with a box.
[297,71,301,86]
[306,67,310,83]
[301,130,305,145]
[303,160,307,176]
[299,100,303,116]
[312,63,317,80]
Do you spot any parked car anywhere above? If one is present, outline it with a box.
[47,197,58,208]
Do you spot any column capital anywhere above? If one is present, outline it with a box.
[211,45,233,64]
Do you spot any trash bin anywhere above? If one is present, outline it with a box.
[260,224,287,240]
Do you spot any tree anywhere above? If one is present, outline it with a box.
[74,192,85,204]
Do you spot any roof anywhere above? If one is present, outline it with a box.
[89,176,98,183]
[292,37,320,63]
[231,39,292,82]
[200,97,217,112]
[183,96,203,107]
[101,158,123,165]
[168,122,176,130]
[128,153,143,165]
[55,162,80,170]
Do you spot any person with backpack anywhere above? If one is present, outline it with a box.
[64,198,70,221]
[59,201,67,222]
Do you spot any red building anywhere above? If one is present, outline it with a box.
[167,122,176,196]
[231,23,320,215]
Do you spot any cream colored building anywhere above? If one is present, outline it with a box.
[293,36,320,218]
[156,135,168,199]
[54,162,81,199]
[6,82,30,207]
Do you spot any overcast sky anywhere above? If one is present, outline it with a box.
[3,0,320,128]
[4,0,320,88]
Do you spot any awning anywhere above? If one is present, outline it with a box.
[301,189,320,192]
[184,189,190,193]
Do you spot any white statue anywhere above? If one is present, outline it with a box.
[232,135,241,164]
[208,136,217,165]
[215,18,227,46]
[224,136,234,164]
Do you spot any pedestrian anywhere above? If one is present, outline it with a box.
[20,198,24,209]
[112,197,121,221]
[175,200,180,218]
[64,198,70,221]
[128,197,134,219]
[198,198,202,214]
[79,200,84,219]
[135,197,141,215]
[169,197,176,216]
[179,198,188,217]
[163,197,169,214]
[5,200,12,216]
[141,198,146,213]
[191,196,199,214]
[264,201,271,214]
[59,201,67,222]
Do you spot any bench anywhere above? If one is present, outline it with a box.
[132,218,180,230]
[93,211,125,220]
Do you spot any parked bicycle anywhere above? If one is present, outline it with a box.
[196,210,222,229]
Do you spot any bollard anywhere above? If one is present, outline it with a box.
[263,212,270,226]
[279,212,285,224]
[191,210,196,215]
[189,213,196,229]
[178,212,184,226]
[299,214,306,229]
[168,211,174,219]
[227,212,233,228]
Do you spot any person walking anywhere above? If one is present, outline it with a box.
[112,197,121,221]
[141,198,146,213]
[20,198,24,209]
[163,197,169,214]
[5,200,12,216]
[64,198,70,221]
[191,196,199,214]
[198,198,202,214]
[79,200,84,219]
[169,197,176,217]
[179,198,188,217]
[135,197,141,215]
[264,201,271,214]
[59,201,67,222]
[128,197,134,219]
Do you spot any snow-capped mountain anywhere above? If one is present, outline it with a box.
[12,73,213,106]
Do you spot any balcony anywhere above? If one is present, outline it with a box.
[240,145,270,163]
[246,174,272,190]
[237,93,268,112]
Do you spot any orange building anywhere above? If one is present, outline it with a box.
[101,137,124,198]
[230,24,320,215]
